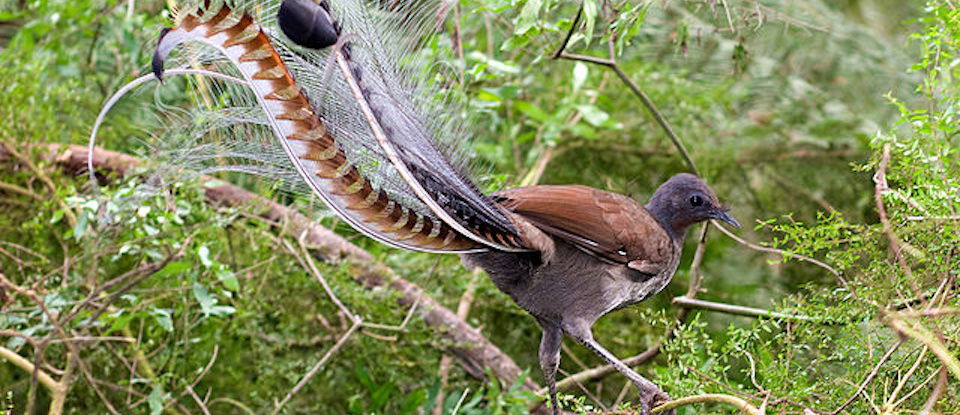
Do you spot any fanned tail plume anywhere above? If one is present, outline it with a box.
[95,0,533,253]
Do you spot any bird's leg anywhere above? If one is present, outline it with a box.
[563,320,672,415]
[538,320,563,415]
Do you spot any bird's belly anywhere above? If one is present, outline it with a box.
[462,241,678,326]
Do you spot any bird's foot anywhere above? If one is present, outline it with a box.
[637,385,673,415]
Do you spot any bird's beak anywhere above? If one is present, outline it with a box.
[712,209,740,228]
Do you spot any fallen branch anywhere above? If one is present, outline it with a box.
[1,142,537,394]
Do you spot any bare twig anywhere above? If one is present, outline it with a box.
[881,346,927,412]
[0,180,44,200]
[671,297,825,323]
[186,386,212,415]
[825,339,902,415]
[651,393,760,415]
[882,312,960,382]
[435,269,482,414]
[918,366,948,415]
[553,16,699,176]
[0,141,78,227]
[712,221,848,289]
[178,345,219,401]
[209,397,257,415]
[552,2,583,59]
[873,144,919,297]
[290,236,359,323]
[270,321,361,415]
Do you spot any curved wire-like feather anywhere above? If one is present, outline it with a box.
[151,1,487,253]
[284,0,529,252]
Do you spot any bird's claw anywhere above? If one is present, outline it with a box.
[638,387,673,415]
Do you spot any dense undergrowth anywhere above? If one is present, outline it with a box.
[0,0,957,414]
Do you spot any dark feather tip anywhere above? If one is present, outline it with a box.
[152,28,171,82]
[278,0,339,49]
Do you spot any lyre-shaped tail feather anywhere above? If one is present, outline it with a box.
[152,0,500,253]
[274,0,529,251]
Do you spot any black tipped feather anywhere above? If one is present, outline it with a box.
[278,0,339,49]
[152,28,172,81]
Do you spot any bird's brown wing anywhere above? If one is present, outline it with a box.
[493,185,673,274]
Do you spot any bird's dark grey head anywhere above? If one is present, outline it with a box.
[644,173,739,236]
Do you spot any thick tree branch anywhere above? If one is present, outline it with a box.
[0,345,60,397]
[0,142,538,394]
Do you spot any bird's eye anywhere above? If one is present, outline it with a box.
[689,195,704,207]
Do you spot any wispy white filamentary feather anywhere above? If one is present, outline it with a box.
[90,0,534,253]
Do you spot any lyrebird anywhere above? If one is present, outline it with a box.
[100,0,740,413]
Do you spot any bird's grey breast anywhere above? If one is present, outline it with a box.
[601,238,682,314]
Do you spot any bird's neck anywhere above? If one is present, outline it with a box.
[644,200,690,244]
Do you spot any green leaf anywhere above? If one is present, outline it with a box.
[104,311,134,335]
[514,0,542,35]
[153,261,191,278]
[582,0,598,46]
[192,283,216,315]
[151,308,173,332]
[198,245,212,268]
[514,101,550,122]
[148,386,168,415]
[71,210,88,241]
[575,104,610,127]
[49,209,64,225]
[572,62,588,92]
[216,268,240,292]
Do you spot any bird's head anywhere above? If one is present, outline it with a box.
[645,173,739,235]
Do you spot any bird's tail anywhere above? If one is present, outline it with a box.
[95,0,531,253]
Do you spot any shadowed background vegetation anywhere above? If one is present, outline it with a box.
[0,0,957,414]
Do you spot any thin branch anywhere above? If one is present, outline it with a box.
[0,180,44,200]
[824,339,902,415]
[671,297,826,323]
[882,312,960,383]
[186,386,212,415]
[888,361,942,411]
[290,236,359,323]
[605,62,699,176]
[177,345,219,401]
[270,320,361,415]
[552,2,584,59]
[61,241,192,326]
[874,144,919,296]
[918,366,948,415]
[651,394,760,415]
[712,220,848,289]
[557,52,614,67]
[1,142,78,227]
[435,269,481,414]
[881,346,927,411]
[208,397,257,415]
